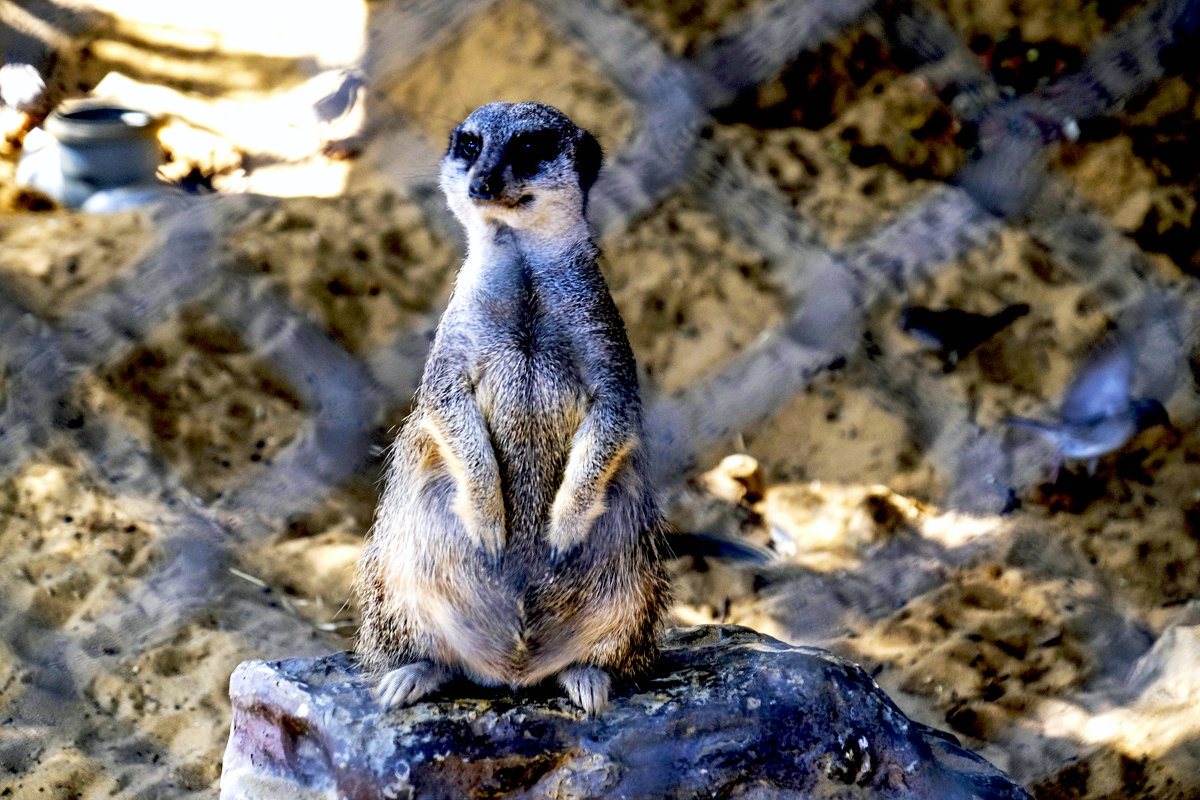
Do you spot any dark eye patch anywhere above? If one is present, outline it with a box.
[507,129,561,178]
[453,131,481,164]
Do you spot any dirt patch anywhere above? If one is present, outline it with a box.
[0,206,153,318]
[225,191,459,354]
[1053,74,1200,277]
[928,0,1143,53]
[603,192,785,394]
[75,305,306,502]
[385,0,636,153]
[620,0,764,57]
[711,36,964,248]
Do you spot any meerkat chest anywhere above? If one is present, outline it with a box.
[456,245,594,438]
[473,312,589,434]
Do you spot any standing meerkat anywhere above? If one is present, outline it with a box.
[354,102,671,714]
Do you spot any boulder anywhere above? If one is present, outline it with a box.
[220,625,1030,799]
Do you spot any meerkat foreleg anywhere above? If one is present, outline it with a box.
[422,382,506,561]
[546,411,636,557]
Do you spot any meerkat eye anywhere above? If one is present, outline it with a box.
[508,130,561,178]
[454,132,482,163]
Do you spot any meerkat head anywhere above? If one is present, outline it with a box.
[440,102,602,237]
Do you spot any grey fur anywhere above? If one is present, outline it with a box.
[354,102,670,715]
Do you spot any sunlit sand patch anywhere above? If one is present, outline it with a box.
[83,0,367,63]
[386,0,636,152]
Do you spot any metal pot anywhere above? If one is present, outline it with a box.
[17,101,167,209]
[44,104,162,187]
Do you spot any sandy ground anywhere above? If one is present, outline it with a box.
[1,1,1199,798]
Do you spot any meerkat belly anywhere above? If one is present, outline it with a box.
[465,339,599,683]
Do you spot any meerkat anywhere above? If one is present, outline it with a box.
[354,102,671,714]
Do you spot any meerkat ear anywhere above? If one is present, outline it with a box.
[576,131,603,193]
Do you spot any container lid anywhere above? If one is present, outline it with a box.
[43,103,160,144]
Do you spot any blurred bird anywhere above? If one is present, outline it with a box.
[311,69,364,126]
[298,68,366,159]
[953,97,1084,218]
[1004,339,1171,480]
[900,302,1030,370]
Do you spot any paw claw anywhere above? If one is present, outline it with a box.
[545,516,591,560]
[474,520,506,564]
[375,661,450,709]
[558,665,611,716]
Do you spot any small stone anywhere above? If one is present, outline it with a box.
[759,482,906,559]
[700,453,764,505]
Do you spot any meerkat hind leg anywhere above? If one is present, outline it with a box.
[558,664,611,715]
[375,660,453,708]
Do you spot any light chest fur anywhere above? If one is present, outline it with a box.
[453,234,593,543]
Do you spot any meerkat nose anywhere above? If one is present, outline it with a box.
[469,172,504,200]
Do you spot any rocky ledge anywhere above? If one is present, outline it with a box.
[220,625,1030,799]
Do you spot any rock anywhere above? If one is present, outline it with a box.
[700,453,765,505]
[759,482,901,558]
[220,625,1030,800]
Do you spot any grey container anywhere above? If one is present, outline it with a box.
[17,102,170,209]
[45,104,161,186]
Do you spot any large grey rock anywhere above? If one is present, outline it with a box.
[220,625,1030,799]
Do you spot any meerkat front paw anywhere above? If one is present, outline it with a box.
[471,517,506,566]
[455,493,506,564]
[375,661,452,708]
[545,517,589,562]
[546,498,602,560]
[558,664,611,715]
